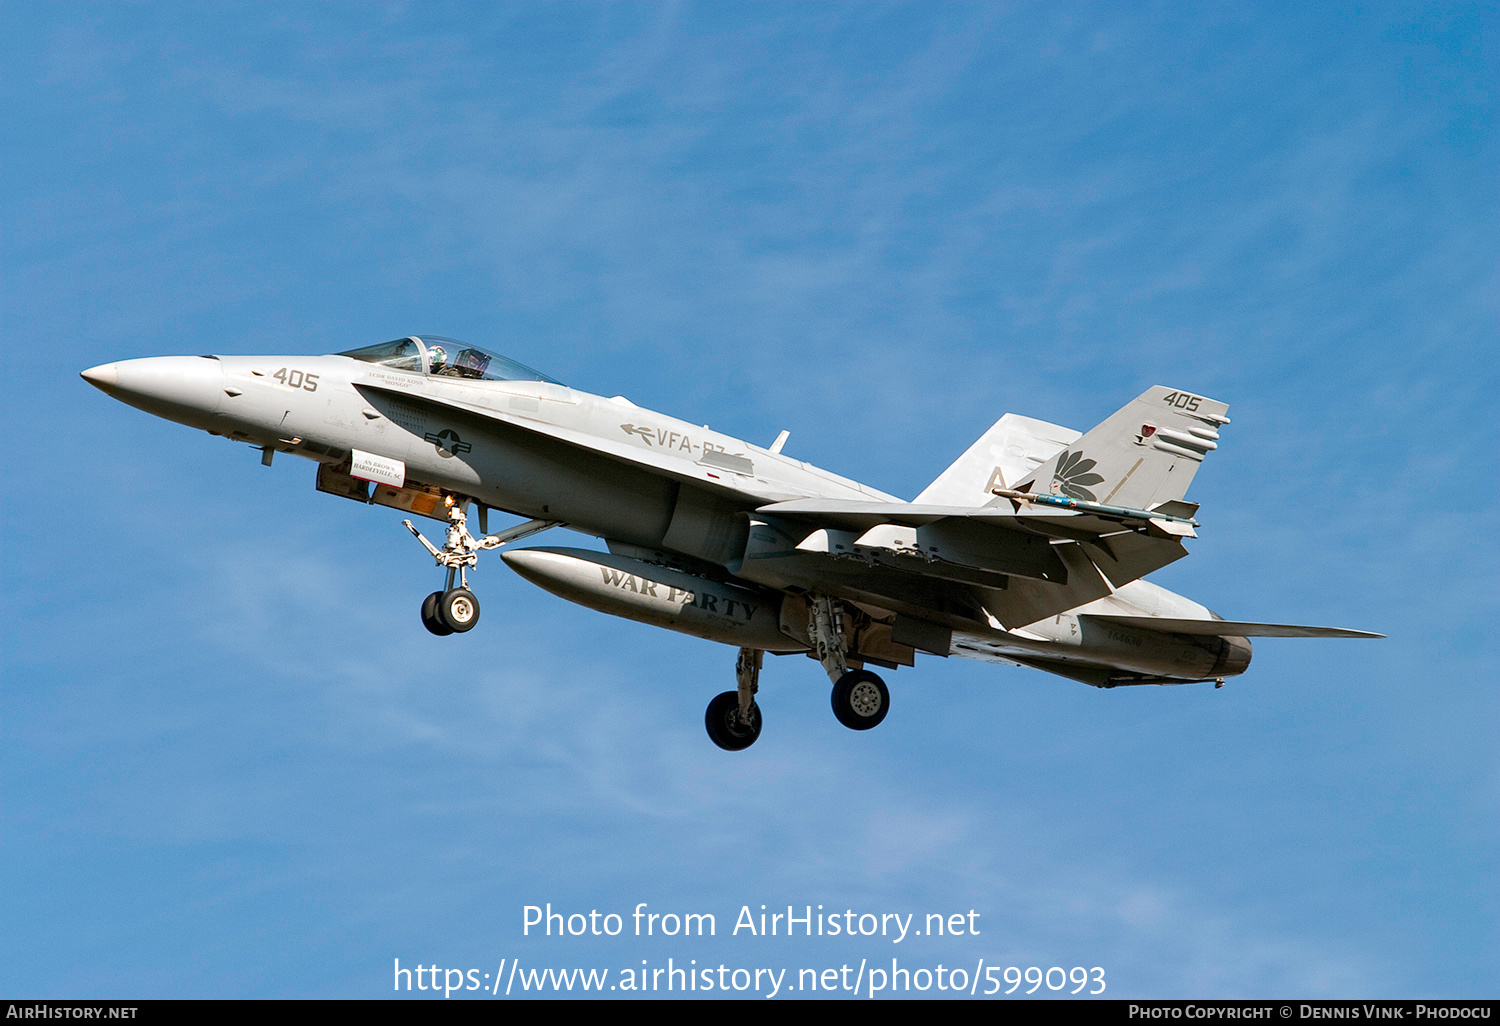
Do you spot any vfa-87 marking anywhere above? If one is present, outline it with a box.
[82,335,1381,751]
[619,422,736,458]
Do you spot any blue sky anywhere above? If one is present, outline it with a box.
[3,2,1495,999]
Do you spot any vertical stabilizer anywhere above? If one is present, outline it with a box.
[1012,387,1228,511]
[916,414,1079,507]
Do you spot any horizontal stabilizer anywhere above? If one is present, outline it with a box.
[1091,615,1383,639]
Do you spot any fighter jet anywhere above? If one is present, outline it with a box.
[81,336,1380,750]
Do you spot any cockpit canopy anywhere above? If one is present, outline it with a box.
[336,336,562,384]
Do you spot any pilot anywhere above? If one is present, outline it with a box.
[428,345,447,374]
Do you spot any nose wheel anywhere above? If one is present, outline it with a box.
[420,591,453,635]
[403,499,561,636]
[440,588,479,631]
[421,588,479,635]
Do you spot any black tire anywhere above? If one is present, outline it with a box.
[831,670,889,730]
[421,591,454,636]
[440,588,480,632]
[704,691,762,751]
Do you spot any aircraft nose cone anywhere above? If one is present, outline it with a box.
[80,355,224,428]
[81,363,119,388]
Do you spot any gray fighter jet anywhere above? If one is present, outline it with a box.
[82,336,1380,750]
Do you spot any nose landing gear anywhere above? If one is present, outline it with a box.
[404,498,560,636]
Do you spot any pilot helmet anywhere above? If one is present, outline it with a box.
[428,345,447,371]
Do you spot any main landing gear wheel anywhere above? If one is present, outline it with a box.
[439,588,480,632]
[705,691,762,751]
[421,591,454,636]
[831,669,889,730]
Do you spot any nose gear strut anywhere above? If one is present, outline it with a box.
[403,498,561,634]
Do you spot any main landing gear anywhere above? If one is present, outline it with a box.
[701,597,892,751]
[403,498,560,636]
[705,648,764,751]
[809,594,890,731]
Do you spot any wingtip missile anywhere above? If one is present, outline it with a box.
[990,487,1200,527]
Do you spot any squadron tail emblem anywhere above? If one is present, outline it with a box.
[1052,450,1105,502]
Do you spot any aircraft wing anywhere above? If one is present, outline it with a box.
[1085,615,1384,638]
[356,382,809,505]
